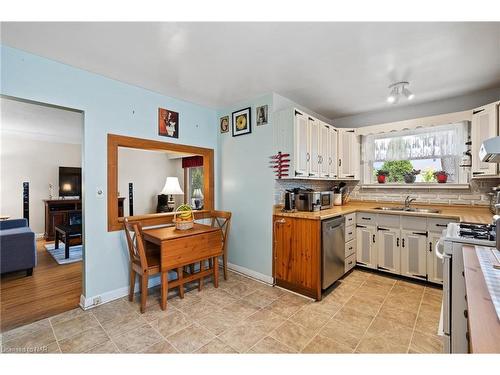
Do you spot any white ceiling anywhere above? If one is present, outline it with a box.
[1,22,499,118]
[0,97,83,144]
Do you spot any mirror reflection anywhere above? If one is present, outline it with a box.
[117,147,204,217]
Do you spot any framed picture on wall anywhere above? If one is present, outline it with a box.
[158,107,179,138]
[256,105,268,126]
[232,107,251,137]
[220,115,229,133]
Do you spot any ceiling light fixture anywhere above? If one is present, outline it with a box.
[387,81,415,104]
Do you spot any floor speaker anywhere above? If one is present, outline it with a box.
[23,182,29,224]
[128,183,134,216]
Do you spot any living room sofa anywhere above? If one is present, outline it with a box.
[0,219,37,276]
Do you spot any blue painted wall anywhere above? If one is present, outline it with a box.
[217,94,275,278]
[1,45,218,298]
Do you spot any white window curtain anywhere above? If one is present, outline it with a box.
[362,122,468,163]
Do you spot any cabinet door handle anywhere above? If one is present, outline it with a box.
[413,231,428,236]
[402,238,405,248]
[377,226,389,231]
[329,157,332,165]
[397,237,400,247]
[435,224,448,227]
[361,217,371,220]
[473,171,485,175]
[338,159,342,167]
[306,153,310,161]
[356,224,366,228]
[429,242,433,252]
[372,234,376,243]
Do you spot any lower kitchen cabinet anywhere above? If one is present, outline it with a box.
[273,215,322,300]
[400,230,428,281]
[427,232,444,284]
[356,224,377,269]
[377,226,401,274]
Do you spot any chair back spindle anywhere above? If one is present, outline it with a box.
[123,217,148,270]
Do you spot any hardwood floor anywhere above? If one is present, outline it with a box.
[0,239,82,332]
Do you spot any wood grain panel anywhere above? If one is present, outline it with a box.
[107,134,214,232]
[273,216,321,300]
[160,231,222,268]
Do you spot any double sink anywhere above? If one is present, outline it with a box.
[374,206,441,214]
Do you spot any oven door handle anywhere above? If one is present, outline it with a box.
[435,239,445,260]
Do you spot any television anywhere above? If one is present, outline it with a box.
[59,167,81,197]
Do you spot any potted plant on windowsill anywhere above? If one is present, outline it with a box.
[403,169,421,183]
[376,170,389,183]
[434,170,449,183]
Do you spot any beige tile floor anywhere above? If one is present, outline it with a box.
[0,269,443,354]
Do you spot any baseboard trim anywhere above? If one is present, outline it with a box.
[79,275,161,310]
[226,262,274,285]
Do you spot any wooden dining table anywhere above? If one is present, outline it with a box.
[142,223,223,310]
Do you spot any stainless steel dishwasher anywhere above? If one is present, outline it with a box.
[322,216,345,289]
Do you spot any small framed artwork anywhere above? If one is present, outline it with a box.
[220,115,229,133]
[256,105,268,126]
[232,107,251,137]
[158,107,179,138]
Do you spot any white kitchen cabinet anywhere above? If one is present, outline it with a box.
[427,233,443,284]
[328,127,338,178]
[338,129,360,179]
[356,224,377,269]
[377,227,401,274]
[319,122,330,177]
[309,117,320,177]
[294,110,310,177]
[400,230,428,280]
[472,102,498,177]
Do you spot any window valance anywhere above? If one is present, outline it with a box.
[362,122,469,163]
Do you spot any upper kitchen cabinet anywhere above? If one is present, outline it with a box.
[274,107,351,180]
[338,128,360,179]
[471,101,499,177]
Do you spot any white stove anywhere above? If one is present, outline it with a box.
[442,222,496,247]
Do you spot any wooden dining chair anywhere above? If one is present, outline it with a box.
[210,210,232,280]
[123,218,165,313]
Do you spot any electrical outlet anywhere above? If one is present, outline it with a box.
[93,296,102,306]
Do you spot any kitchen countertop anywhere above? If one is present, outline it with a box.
[273,201,493,224]
[463,246,500,353]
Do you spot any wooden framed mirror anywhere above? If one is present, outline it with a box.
[107,134,214,231]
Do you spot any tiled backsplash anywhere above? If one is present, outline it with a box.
[274,178,500,207]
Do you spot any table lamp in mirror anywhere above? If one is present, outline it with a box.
[157,177,184,213]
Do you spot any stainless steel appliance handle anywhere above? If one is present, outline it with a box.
[435,239,445,260]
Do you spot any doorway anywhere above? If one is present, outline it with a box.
[0,96,85,332]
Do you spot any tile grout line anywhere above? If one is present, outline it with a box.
[263,272,371,353]
[48,318,62,353]
[406,286,426,354]
[88,310,120,353]
[352,278,397,353]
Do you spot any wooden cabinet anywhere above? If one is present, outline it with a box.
[377,226,401,274]
[338,129,360,179]
[328,127,338,178]
[472,102,498,177]
[356,224,377,269]
[400,230,428,280]
[44,199,82,240]
[274,107,359,180]
[273,215,321,300]
[309,117,320,177]
[427,232,443,284]
[319,122,330,177]
[294,110,310,177]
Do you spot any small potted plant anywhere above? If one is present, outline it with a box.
[376,170,389,183]
[434,170,449,183]
[403,169,421,183]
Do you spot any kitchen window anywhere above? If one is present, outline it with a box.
[361,122,470,185]
[182,156,205,210]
